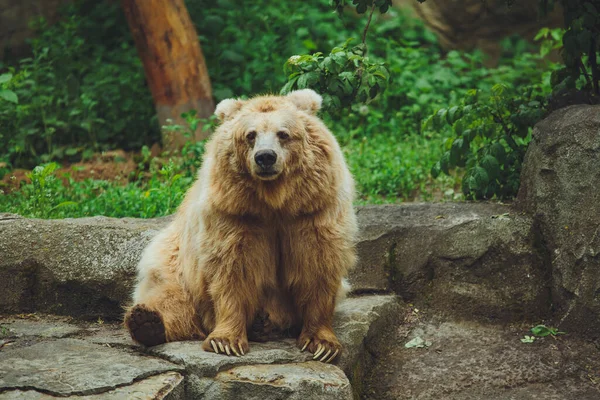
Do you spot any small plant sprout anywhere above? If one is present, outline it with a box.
[530,325,566,338]
[521,335,536,344]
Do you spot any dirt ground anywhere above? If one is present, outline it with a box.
[363,310,600,400]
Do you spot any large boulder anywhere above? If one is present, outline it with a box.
[517,104,600,336]
[357,203,549,322]
[0,214,170,319]
[404,0,562,63]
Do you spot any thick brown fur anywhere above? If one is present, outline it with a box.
[124,89,357,362]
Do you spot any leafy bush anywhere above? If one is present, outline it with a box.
[281,40,389,114]
[427,83,549,199]
[0,1,157,168]
[544,0,600,96]
[0,0,565,217]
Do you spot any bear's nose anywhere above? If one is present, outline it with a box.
[255,150,277,168]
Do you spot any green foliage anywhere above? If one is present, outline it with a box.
[418,0,599,200]
[426,82,550,200]
[186,0,357,101]
[281,40,389,115]
[3,160,195,219]
[542,0,600,95]
[0,73,18,104]
[0,1,157,168]
[331,0,393,14]
[162,111,218,174]
[0,0,565,217]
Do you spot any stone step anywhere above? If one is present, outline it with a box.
[0,295,399,399]
[0,202,545,324]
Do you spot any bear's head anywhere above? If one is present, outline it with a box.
[213,89,324,182]
[205,89,349,215]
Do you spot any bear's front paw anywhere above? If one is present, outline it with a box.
[298,329,342,363]
[202,333,249,357]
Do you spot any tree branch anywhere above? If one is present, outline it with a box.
[362,3,377,49]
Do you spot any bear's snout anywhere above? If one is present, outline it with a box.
[255,149,278,169]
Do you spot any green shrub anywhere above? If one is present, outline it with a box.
[0,0,564,216]
[0,1,157,168]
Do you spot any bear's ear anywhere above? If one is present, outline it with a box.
[286,89,322,114]
[215,98,245,122]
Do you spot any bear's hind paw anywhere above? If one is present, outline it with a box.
[125,304,166,347]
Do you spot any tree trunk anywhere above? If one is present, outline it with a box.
[121,0,214,151]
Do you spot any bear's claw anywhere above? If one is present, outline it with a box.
[204,335,248,357]
[298,333,341,363]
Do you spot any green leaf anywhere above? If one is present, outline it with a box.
[472,166,489,189]
[0,89,18,104]
[431,161,441,179]
[490,142,506,164]
[530,325,564,337]
[281,75,300,94]
[446,106,462,124]
[433,109,447,129]
[440,152,451,175]
[520,335,536,343]
[480,154,500,179]
[449,138,464,167]
[0,73,12,84]
[51,201,79,211]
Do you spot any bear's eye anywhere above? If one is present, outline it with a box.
[246,131,257,141]
[277,131,290,140]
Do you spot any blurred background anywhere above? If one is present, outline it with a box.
[0,0,595,218]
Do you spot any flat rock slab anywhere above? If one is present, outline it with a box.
[0,338,182,396]
[0,315,82,338]
[0,372,184,399]
[364,314,600,399]
[192,362,352,400]
[0,295,400,399]
[149,295,400,378]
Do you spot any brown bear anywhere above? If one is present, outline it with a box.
[124,89,357,363]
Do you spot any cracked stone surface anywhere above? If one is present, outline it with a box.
[356,203,548,322]
[517,104,600,336]
[0,295,399,399]
[0,372,184,399]
[149,295,400,379]
[191,362,352,400]
[0,339,182,396]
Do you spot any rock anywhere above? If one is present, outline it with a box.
[356,203,549,322]
[0,315,82,338]
[149,295,400,387]
[1,203,548,323]
[517,104,600,336]
[407,0,562,63]
[363,317,600,399]
[190,362,352,400]
[0,214,170,319]
[0,295,399,399]
[0,372,184,399]
[0,338,182,396]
